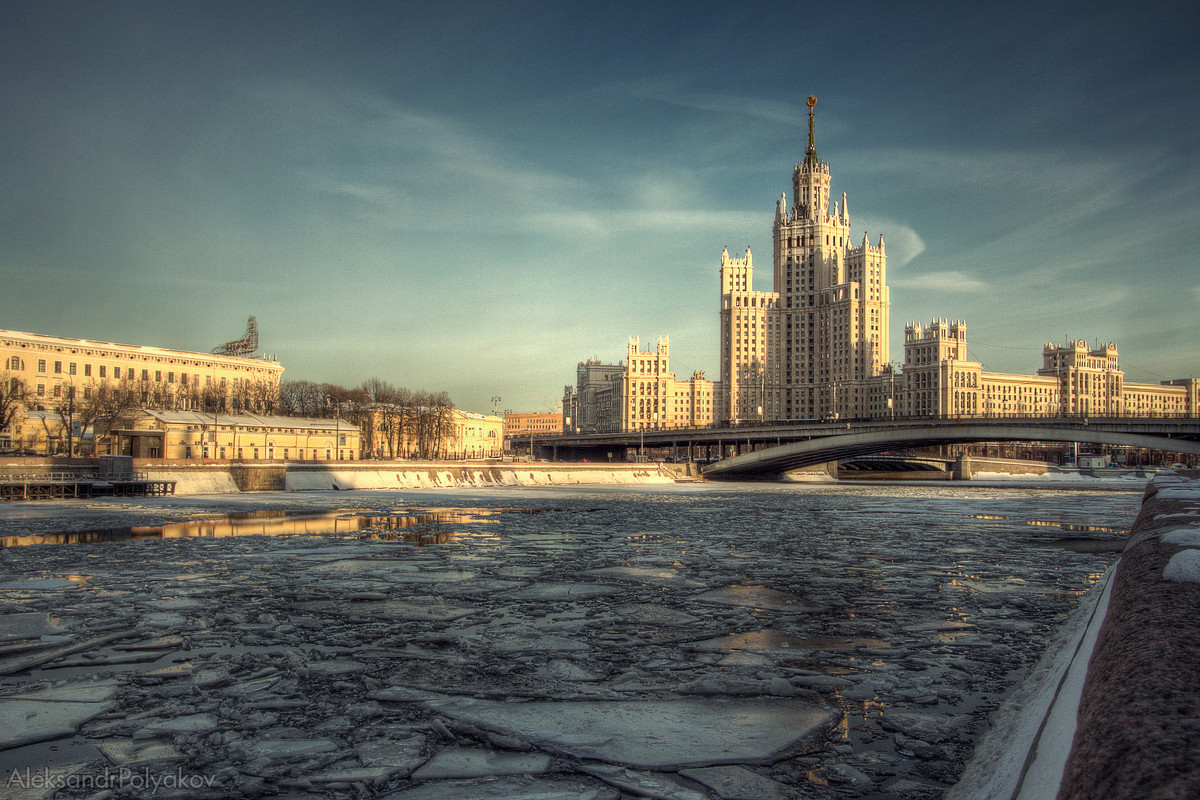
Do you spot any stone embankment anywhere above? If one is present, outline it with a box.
[134,461,679,494]
[951,471,1200,800]
[1056,471,1200,800]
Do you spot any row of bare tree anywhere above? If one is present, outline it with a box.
[278,379,455,460]
[1,372,456,457]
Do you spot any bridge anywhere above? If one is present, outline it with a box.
[533,417,1200,479]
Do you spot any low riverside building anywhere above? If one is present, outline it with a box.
[107,410,360,461]
[504,412,564,437]
[563,337,718,433]
[504,412,564,453]
[447,410,503,459]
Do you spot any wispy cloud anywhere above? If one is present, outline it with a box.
[894,270,988,293]
[619,79,798,126]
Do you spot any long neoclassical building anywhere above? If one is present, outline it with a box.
[1,328,283,412]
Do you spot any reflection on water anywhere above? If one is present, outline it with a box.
[0,508,507,548]
[972,514,1124,534]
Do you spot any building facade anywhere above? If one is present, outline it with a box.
[504,412,564,452]
[2,328,285,452]
[895,323,1197,419]
[108,411,359,461]
[564,337,717,433]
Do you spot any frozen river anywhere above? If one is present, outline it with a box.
[0,480,1141,799]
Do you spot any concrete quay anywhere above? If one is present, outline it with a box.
[951,471,1200,800]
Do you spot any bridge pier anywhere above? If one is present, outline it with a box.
[954,455,972,481]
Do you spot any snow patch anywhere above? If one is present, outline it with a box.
[1160,529,1200,547]
[1162,549,1200,584]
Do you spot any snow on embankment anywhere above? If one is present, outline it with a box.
[284,464,674,491]
[144,468,240,495]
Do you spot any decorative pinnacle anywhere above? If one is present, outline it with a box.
[805,95,818,166]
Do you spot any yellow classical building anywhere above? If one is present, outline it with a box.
[1,328,282,413]
[108,410,360,460]
[446,410,503,459]
[898,321,1197,419]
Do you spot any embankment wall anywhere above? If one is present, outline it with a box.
[1056,471,1200,799]
[133,461,675,494]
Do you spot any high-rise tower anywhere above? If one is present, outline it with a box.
[770,95,889,420]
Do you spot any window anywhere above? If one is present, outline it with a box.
[69,363,77,375]
[114,367,122,379]
[37,384,45,396]
[54,361,62,374]
[84,364,92,377]
[99,365,106,378]
[141,369,149,381]
[37,359,46,372]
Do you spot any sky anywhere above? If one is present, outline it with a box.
[2,1,1198,414]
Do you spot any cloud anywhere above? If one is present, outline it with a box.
[619,80,798,126]
[853,216,926,267]
[894,270,988,293]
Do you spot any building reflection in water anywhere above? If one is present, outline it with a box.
[1,508,505,548]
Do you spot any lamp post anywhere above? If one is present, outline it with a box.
[328,400,341,460]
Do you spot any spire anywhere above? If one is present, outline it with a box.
[805,95,818,167]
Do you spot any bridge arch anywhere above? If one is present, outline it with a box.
[703,423,1200,480]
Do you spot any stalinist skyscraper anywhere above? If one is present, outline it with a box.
[720,95,890,422]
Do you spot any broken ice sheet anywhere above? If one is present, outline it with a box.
[678,764,794,800]
[303,597,479,621]
[687,629,814,653]
[383,775,620,799]
[423,696,838,768]
[0,680,119,750]
[578,763,710,800]
[615,604,703,626]
[410,746,551,780]
[0,612,69,641]
[584,566,705,588]
[94,738,185,766]
[506,582,623,600]
[692,585,825,612]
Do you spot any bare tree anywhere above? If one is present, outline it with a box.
[279,380,326,417]
[0,372,25,448]
[75,379,141,455]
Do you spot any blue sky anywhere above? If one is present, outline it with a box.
[2,1,1198,413]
